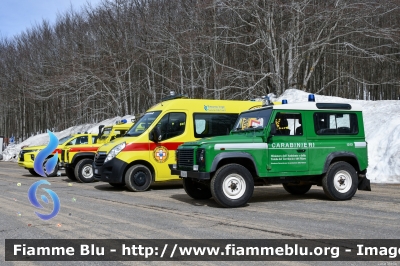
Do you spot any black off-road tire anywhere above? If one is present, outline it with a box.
[282,183,312,195]
[322,161,358,200]
[75,159,95,183]
[183,178,212,200]
[125,164,153,192]
[210,164,254,208]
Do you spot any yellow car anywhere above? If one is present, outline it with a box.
[61,120,134,182]
[18,133,98,177]
[93,95,262,190]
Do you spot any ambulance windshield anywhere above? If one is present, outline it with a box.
[125,111,162,137]
[233,108,272,131]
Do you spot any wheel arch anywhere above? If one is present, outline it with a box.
[71,152,96,166]
[125,160,156,182]
[211,152,259,178]
[323,152,361,173]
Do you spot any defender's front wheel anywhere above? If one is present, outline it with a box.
[75,159,95,183]
[322,161,358,200]
[183,178,212,200]
[125,164,153,192]
[210,164,254,208]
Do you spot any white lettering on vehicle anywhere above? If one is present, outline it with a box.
[271,143,315,149]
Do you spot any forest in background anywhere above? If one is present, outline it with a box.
[0,0,399,139]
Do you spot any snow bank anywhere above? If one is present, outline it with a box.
[1,115,135,162]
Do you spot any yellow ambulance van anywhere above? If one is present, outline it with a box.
[93,95,262,191]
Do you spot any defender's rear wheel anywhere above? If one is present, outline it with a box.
[210,164,254,208]
[282,183,312,195]
[65,167,76,180]
[75,159,94,183]
[322,161,358,200]
[125,164,153,192]
[28,169,40,177]
[183,178,212,200]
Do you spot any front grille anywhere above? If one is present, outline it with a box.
[19,149,34,161]
[94,153,107,167]
[177,149,194,168]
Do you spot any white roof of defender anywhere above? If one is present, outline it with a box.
[272,102,363,111]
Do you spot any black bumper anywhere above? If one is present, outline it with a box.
[168,164,211,180]
[93,158,128,184]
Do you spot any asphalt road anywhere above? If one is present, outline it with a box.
[1,161,399,266]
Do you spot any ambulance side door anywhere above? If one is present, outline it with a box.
[150,112,187,181]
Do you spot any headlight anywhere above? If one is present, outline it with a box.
[104,142,126,163]
[196,148,206,168]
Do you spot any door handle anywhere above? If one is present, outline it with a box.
[297,149,306,152]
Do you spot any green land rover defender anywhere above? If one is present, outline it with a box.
[170,95,371,208]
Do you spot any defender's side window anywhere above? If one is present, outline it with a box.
[314,113,358,135]
[157,113,186,140]
[274,112,303,136]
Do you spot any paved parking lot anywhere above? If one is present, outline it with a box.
[1,161,399,265]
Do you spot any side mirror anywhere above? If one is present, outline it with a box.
[270,123,277,135]
[149,127,162,143]
[110,135,116,141]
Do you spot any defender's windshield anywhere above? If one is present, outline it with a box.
[125,111,161,137]
[233,108,273,131]
[59,135,73,144]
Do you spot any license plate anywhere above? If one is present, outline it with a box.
[181,171,187,178]
[94,169,98,174]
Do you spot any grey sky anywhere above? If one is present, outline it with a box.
[0,0,103,39]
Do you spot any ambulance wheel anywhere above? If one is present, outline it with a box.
[75,159,94,183]
[109,182,125,188]
[65,167,76,180]
[322,161,358,201]
[28,169,40,177]
[210,164,254,208]
[183,178,212,200]
[125,164,152,192]
[282,183,312,195]
[44,159,59,177]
